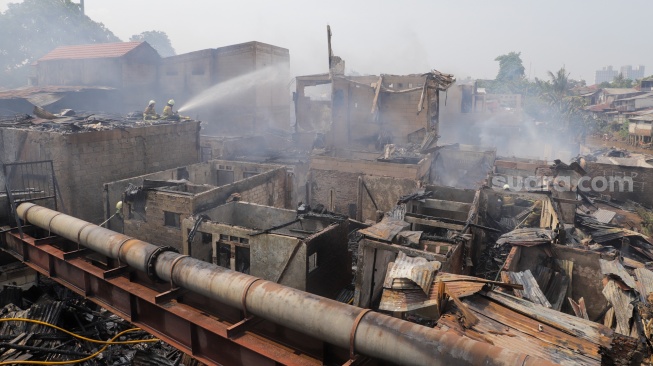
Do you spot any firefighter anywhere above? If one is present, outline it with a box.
[162,99,176,119]
[143,100,158,120]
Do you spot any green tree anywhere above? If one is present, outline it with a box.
[599,73,634,88]
[0,0,120,87]
[536,66,598,137]
[488,52,528,94]
[130,31,176,58]
[495,52,526,82]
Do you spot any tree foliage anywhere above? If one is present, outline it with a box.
[495,52,526,82]
[130,31,176,58]
[487,52,528,94]
[535,66,598,137]
[0,0,120,87]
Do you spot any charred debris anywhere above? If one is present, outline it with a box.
[2,28,653,366]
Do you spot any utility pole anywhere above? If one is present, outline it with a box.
[80,0,85,15]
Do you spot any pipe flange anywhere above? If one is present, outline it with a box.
[21,204,39,223]
[168,255,189,289]
[76,223,94,245]
[146,246,178,283]
[349,308,372,360]
[241,278,262,318]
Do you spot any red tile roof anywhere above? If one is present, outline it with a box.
[38,42,143,61]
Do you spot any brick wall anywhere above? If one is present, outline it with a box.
[0,121,201,224]
[309,155,430,218]
[584,162,653,207]
[123,191,193,251]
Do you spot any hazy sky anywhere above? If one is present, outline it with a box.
[2,0,651,83]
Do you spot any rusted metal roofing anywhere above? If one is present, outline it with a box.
[378,288,437,312]
[383,252,440,294]
[634,267,653,302]
[38,42,143,61]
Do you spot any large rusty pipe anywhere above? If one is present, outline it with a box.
[18,203,554,366]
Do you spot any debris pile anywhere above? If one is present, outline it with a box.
[0,111,195,133]
[0,280,197,365]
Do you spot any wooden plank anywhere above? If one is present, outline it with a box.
[556,259,574,301]
[507,270,552,308]
[600,259,637,289]
[602,280,636,336]
[634,267,653,303]
[404,215,465,231]
[370,76,383,114]
[463,295,601,364]
[604,307,615,329]
[483,290,613,348]
[568,297,589,320]
[545,272,569,311]
[419,199,471,213]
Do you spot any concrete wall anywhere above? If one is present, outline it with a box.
[305,222,352,298]
[121,166,288,248]
[583,161,653,207]
[309,154,430,218]
[327,75,428,149]
[180,203,350,297]
[0,121,201,225]
[160,42,290,135]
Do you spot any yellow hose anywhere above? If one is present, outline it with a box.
[0,318,159,365]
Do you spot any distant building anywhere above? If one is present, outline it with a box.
[620,65,645,81]
[595,65,646,84]
[595,66,618,84]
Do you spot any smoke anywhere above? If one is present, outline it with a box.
[178,64,286,113]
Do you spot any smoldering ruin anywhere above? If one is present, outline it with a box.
[2,21,653,366]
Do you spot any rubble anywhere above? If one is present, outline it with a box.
[0,279,183,365]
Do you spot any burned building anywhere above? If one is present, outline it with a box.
[353,186,481,310]
[159,41,290,135]
[106,160,290,250]
[2,41,290,137]
[1,115,201,224]
[182,201,351,298]
[309,149,432,220]
[295,71,454,150]
[579,149,653,208]
[431,144,496,189]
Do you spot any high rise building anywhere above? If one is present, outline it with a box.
[620,65,646,81]
[595,66,618,84]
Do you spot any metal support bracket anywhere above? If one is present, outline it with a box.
[34,236,64,246]
[155,287,189,304]
[62,248,90,260]
[102,265,131,279]
[226,316,264,339]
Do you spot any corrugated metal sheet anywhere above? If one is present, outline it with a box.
[496,228,554,246]
[600,259,637,289]
[593,208,616,224]
[382,252,440,294]
[38,42,143,61]
[358,217,410,241]
[378,288,437,312]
